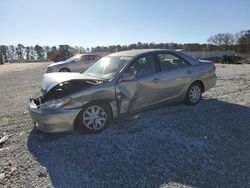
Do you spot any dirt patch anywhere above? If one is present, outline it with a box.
[0,63,50,74]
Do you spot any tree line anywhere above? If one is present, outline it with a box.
[0,29,249,61]
[0,44,50,61]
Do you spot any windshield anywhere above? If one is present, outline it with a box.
[84,56,132,80]
[65,54,82,63]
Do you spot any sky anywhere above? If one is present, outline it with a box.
[0,0,249,47]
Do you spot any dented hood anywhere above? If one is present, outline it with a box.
[42,72,100,92]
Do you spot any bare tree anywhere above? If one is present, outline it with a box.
[207,33,234,50]
[234,30,246,44]
[238,29,250,52]
[222,33,234,47]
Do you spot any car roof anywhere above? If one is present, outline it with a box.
[109,49,174,57]
[108,49,200,65]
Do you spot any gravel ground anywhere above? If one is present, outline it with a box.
[0,63,250,188]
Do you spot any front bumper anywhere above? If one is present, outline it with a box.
[28,99,81,133]
[46,66,57,73]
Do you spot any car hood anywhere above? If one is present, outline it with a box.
[47,61,66,67]
[41,72,101,92]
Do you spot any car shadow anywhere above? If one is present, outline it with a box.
[27,99,250,187]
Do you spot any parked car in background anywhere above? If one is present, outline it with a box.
[222,55,243,64]
[29,49,217,133]
[46,54,101,73]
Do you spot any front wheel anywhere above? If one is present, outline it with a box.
[185,83,202,105]
[76,103,111,133]
[59,68,71,72]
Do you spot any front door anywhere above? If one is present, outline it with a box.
[116,54,163,114]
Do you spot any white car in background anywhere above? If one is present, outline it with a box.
[46,54,101,73]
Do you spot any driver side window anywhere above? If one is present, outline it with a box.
[124,55,156,79]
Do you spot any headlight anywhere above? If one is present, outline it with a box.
[39,98,71,109]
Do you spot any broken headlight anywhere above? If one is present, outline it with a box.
[39,98,71,109]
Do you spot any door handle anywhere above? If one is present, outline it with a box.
[152,78,160,83]
[187,70,192,75]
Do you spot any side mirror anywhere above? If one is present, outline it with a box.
[120,68,136,82]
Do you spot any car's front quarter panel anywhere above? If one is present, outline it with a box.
[67,81,117,113]
[46,61,70,73]
[46,65,60,73]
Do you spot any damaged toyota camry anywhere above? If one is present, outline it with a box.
[29,49,217,133]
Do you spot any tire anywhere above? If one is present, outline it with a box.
[185,82,202,105]
[76,102,111,133]
[59,68,71,72]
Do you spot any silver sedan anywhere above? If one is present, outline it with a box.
[46,54,100,73]
[29,49,217,133]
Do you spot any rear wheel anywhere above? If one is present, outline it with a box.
[76,103,111,133]
[59,68,71,72]
[185,82,202,105]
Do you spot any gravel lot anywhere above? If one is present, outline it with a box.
[0,62,250,188]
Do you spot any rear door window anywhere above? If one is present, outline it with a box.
[157,53,189,71]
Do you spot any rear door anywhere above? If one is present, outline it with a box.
[156,52,193,101]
